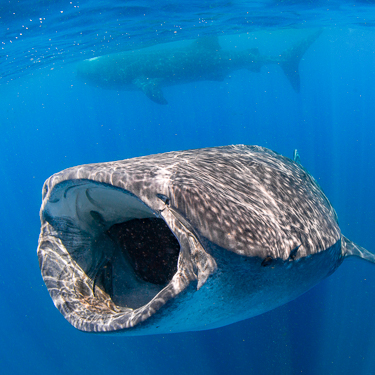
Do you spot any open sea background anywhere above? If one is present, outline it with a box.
[1,1,375,374]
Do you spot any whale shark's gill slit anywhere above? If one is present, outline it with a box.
[90,210,106,227]
[91,257,112,297]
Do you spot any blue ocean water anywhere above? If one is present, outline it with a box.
[1,1,375,374]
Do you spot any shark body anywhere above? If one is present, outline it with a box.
[37,145,375,335]
[77,32,321,104]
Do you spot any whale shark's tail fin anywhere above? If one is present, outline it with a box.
[279,29,323,92]
[342,235,375,264]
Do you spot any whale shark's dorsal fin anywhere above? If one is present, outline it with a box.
[192,36,221,51]
[293,149,301,165]
[342,235,375,263]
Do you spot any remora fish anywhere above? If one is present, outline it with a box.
[38,145,375,335]
[76,31,321,104]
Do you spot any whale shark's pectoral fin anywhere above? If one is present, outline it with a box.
[133,77,167,105]
[342,235,375,264]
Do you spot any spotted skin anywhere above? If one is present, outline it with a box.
[37,145,375,335]
[76,32,322,104]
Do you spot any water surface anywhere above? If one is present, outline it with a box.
[1,1,375,374]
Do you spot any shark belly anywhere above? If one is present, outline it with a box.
[125,238,343,335]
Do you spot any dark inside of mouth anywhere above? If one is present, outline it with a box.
[91,217,180,309]
[107,218,180,285]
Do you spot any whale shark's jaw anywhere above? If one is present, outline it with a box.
[41,181,181,310]
[39,180,197,334]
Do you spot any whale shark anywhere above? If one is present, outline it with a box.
[76,31,322,104]
[37,145,375,335]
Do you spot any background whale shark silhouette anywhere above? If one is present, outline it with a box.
[77,31,322,104]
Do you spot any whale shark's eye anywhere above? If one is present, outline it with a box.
[156,194,170,205]
[289,245,301,260]
[261,256,273,267]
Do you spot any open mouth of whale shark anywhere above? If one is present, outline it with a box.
[42,180,181,311]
